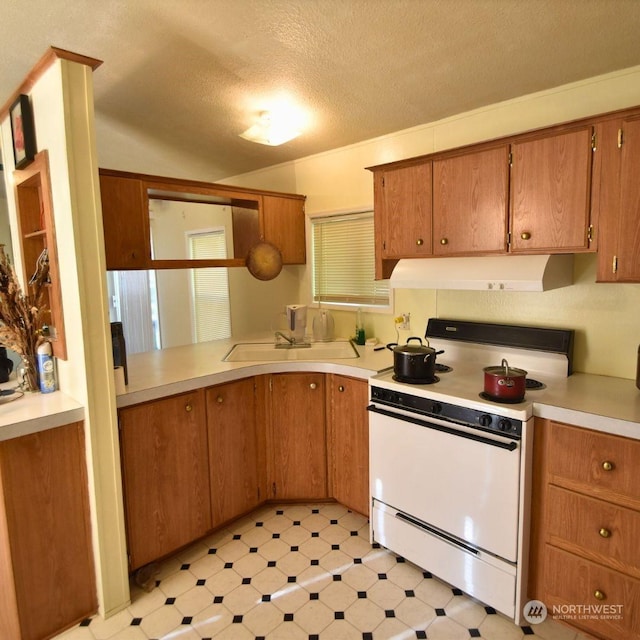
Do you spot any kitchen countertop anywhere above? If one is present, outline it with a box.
[2,336,640,442]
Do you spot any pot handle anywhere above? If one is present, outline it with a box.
[386,342,397,351]
[502,358,510,376]
[406,336,424,345]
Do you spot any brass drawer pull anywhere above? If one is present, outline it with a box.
[310,383,317,390]
[602,460,614,471]
[416,238,424,246]
[594,589,606,601]
[185,404,193,412]
[217,396,224,404]
[598,527,611,538]
[520,231,531,240]
[440,238,448,245]
[338,385,345,392]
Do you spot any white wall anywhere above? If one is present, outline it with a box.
[1,58,129,617]
[225,65,640,379]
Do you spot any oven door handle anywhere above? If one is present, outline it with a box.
[367,404,518,451]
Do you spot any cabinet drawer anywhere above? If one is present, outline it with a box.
[547,485,640,579]
[547,422,640,508]
[544,546,640,640]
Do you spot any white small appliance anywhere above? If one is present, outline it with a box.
[286,304,307,342]
[312,310,335,342]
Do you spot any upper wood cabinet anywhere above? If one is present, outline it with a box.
[262,194,306,264]
[99,169,306,270]
[594,112,640,282]
[13,150,67,359]
[509,125,594,253]
[372,163,432,279]
[99,174,149,270]
[433,144,509,255]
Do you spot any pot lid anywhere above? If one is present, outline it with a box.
[483,359,527,376]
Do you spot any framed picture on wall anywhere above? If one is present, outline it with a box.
[10,94,36,169]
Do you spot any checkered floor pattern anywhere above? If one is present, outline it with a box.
[55,503,587,639]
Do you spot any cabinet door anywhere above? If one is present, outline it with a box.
[510,126,593,252]
[262,194,306,264]
[120,390,211,570]
[0,423,96,640]
[327,375,369,516]
[433,145,509,255]
[269,373,327,499]
[595,115,640,282]
[206,378,260,527]
[373,163,432,262]
[99,173,150,269]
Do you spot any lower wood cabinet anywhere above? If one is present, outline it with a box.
[0,422,97,640]
[118,372,372,570]
[119,390,211,570]
[529,418,640,639]
[267,372,328,500]
[206,378,262,527]
[327,374,370,516]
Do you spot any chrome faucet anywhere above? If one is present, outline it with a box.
[274,331,295,345]
[274,331,311,349]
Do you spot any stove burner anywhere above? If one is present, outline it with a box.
[526,378,546,390]
[479,391,525,405]
[434,363,453,373]
[393,374,440,385]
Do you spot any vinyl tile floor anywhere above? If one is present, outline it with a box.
[55,503,588,640]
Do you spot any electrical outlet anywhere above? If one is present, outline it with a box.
[395,313,411,331]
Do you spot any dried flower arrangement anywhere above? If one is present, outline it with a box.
[0,244,49,390]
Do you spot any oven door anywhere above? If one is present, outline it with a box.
[369,404,521,562]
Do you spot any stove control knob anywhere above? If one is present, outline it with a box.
[479,414,493,427]
[431,402,443,414]
[498,418,512,432]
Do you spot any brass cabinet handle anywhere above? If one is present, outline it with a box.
[598,527,611,538]
[185,404,193,412]
[416,238,424,246]
[440,238,448,245]
[520,232,531,240]
[338,385,345,392]
[602,461,614,471]
[217,396,223,404]
[310,383,317,390]
[594,589,606,601]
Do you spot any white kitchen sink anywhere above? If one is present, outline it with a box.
[223,340,360,362]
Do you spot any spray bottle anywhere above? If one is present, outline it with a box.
[37,341,57,393]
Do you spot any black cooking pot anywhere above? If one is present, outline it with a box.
[387,337,443,382]
[0,347,13,383]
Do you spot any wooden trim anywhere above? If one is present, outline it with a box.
[0,47,103,119]
[99,167,306,201]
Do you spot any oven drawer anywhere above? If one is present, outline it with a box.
[369,408,521,562]
[547,422,640,508]
[547,485,640,579]
[544,545,640,640]
[372,500,517,620]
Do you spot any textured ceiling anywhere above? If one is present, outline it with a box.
[2,0,640,182]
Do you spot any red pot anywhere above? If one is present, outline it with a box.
[483,358,527,401]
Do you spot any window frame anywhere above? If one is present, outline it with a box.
[307,208,392,314]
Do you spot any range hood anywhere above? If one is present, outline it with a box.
[389,254,574,292]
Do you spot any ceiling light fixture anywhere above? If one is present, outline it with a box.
[240,110,301,146]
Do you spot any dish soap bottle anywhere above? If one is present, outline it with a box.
[37,341,56,393]
[355,308,366,345]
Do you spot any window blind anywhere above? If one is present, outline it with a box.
[312,212,389,306]
[189,230,231,341]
